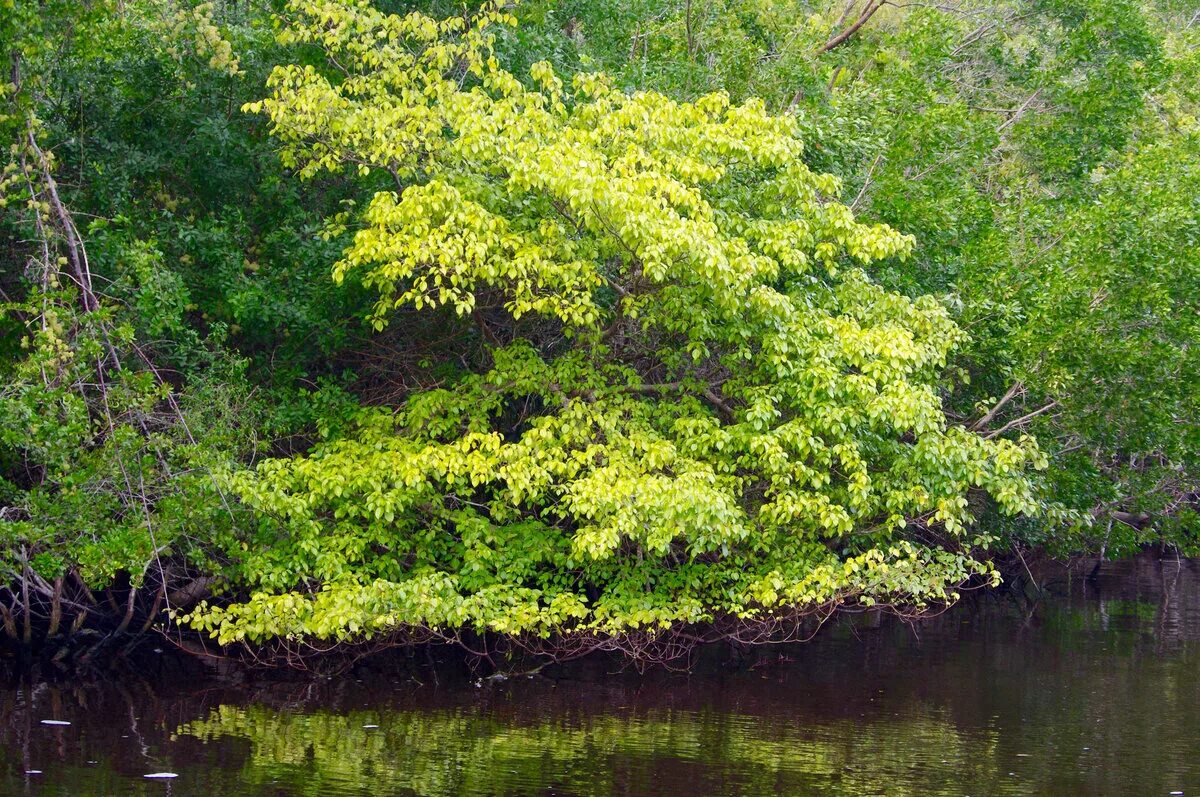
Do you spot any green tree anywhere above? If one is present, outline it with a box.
[0,0,273,646]
[185,0,1047,652]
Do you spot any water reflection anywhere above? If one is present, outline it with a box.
[2,555,1199,796]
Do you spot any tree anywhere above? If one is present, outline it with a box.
[185,0,1046,657]
[0,0,273,651]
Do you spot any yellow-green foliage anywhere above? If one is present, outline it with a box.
[163,1,243,76]
[185,0,1047,646]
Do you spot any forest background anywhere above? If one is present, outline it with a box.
[1,0,1197,664]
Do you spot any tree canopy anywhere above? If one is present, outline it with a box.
[182,0,1048,647]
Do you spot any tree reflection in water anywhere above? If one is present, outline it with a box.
[2,555,1199,796]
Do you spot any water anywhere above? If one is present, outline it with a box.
[2,556,1199,796]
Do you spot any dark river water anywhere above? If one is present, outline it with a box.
[2,556,1199,796]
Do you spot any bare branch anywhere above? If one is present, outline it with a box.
[968,381,1024,431]
[995,89,1042,135]
[983,400,1059,438]
[851,152,885,210]
[25,125,99,313]
[818,0,885,54]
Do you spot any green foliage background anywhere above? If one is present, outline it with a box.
[0,0,1196,656]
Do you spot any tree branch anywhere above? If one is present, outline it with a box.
[818,0,885,54]
[983,400,1058,439]
[851,152,884,210]
[995,89,1042,135]
[26,125,99,313]
[968,381,1023,431]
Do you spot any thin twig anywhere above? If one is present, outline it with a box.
[851,153,884,210]
[983,401,1059,438]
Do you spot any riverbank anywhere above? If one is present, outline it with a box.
[3,552,1195,684]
